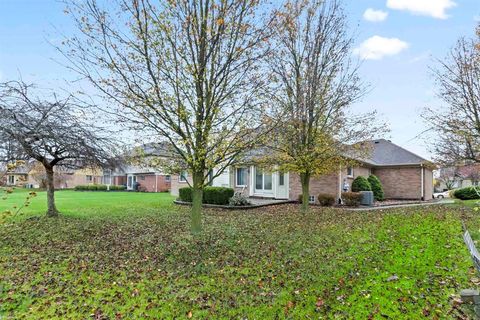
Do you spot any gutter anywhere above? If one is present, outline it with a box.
[421,163,424,200]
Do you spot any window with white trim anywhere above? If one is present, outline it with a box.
[8,175,15,185]
[347,167,354,177]
[165,175,171,182]
[309,195,315,204]
[279,172,285,186]
[179,171,188,182]
[236,167,247,186]
[86,175,93,182]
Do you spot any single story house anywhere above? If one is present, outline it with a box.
[3,161,103,189]
[111,165,170,192]
[170,139,434,202]
[109,143,172,192]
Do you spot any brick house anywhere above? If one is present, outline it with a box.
[4,161,103,189]
[109,143,172,192]
[170,139,434,202]
[110,165,171,192]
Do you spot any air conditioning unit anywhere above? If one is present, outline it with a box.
[360,191,374,206]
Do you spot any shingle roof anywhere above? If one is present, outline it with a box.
[361,139,428,166]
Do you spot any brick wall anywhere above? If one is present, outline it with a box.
[113,176,127,186]
[423,168,433,200]
[136,174,171,192]
[373,167,422,199]
[340,166,372,189]
[231,166,251,196]
[170,174,192,196]
[289,172,339,202]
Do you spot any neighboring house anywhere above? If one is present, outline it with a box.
[435,164,480,191]
[171,139,434,202]
[111,165,170,192]
[110,143,172,192]
[5,161,103,189]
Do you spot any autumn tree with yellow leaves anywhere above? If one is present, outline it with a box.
[265,0,385,211]
[62,0,274,233]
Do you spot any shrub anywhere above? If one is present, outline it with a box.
[203,186,234,205]
[342,192,362,207]
[317,193,335,206]
[367,175,385,201]
[109,185,126,191]
[298,194,304,203]
[179,187,193,202]
[96,184,108,191]
[229,193,251,206]
[351,176,371,192]
[179,186,235,205]
[453,187,480,200]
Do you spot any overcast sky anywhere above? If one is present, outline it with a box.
[0,0,479,159]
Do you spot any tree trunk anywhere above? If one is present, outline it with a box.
[191,171,204,234]
[45,165,59,217]
[300,172,311,213]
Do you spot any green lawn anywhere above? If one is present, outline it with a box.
[0,189,477,318]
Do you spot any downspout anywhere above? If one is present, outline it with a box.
[155,173,158,193]
[337,168,342,204]
[421,164,424,201]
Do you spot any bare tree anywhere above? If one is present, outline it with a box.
[424,24,480,165]
[460,164,480,186]
[437,166,459,190]
[264,0,385,211]
[0,81,114,217]
[29,162,69,189]
[60,0,273,233]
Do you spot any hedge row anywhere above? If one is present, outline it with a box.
[342,192,362,207]
[178,187,234,205]
[453,186,480,200]
[74,185,126,191]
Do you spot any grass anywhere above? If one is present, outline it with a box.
[0,189,478,319]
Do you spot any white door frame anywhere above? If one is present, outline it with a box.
[127,174,137,190]
[274,171,289,199]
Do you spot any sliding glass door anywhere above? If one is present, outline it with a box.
[255,168,273,195]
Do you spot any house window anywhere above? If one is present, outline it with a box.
[236,167,247,186]
[309,195,315,204]
[8,175,15,185]
[179,171,188,182]
[86,175,93,183]
[347,167,354,177]
[279,172,285,186]
[165,175,171,182]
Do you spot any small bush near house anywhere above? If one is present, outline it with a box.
[203,187,234,205]
[96,185,108,191]
[368,175,385,201]
[453,187,480,200]
[179,187,193,202]
[297,194,304,203]
[229,193,251,206]
[75,184,125,191]
[179,186,235,205]
[317,193,335,206]
[109,185,126,191]
[351,176,371,192]
[342,192,362,207]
